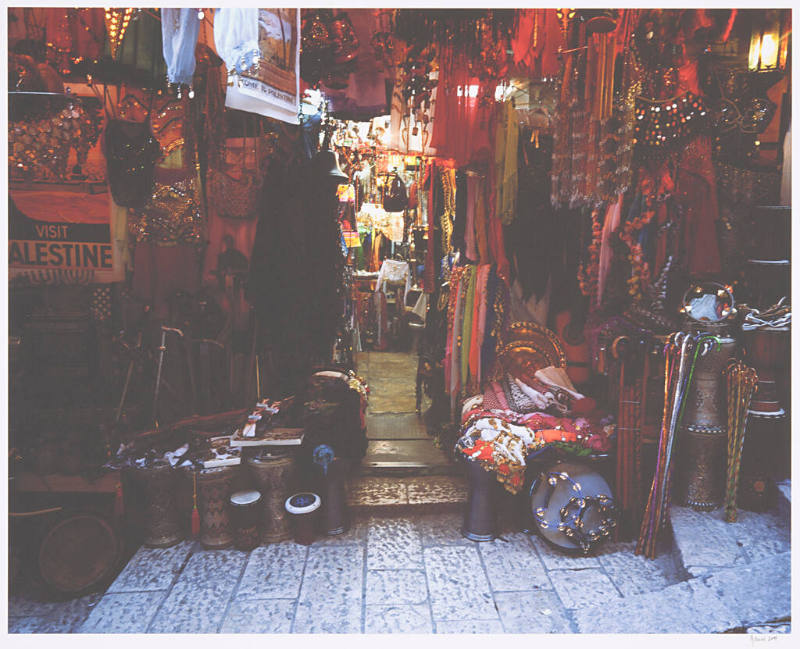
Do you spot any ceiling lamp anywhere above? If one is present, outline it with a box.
[105,8,136,59]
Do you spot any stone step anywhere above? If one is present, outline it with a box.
[669,505,790,579]
[346,475,467,516]
[572,551,790,633]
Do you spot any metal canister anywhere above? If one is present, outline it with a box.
[230,490,262,551]
[193,465,238,549]
[676,331,738,510]
[461,459,499,542]
[246,452,295,543]
[320,458,349,535]
[131,460,184,548]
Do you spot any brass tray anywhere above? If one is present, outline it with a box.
[501,322,567,369]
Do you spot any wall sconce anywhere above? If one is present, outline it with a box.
[748,11,788,71]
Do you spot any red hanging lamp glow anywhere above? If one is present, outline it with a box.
[104,8,136,59]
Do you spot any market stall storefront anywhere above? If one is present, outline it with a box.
[7,6,792,635]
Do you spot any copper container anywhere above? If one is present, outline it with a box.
[194,465,238,549]
[676,332,737,510]
[246,453,295,543]
[131,461,184,548]
[742,328,790,417]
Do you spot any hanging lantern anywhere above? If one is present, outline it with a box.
[748,10,789,72]
[104,8,136,59]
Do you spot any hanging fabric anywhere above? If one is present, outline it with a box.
[213,8,260,75]
[161,8,201,86]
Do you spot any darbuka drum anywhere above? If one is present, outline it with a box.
[130,460,184,548]
[742,327,790,417]
[246,452,295,543]
[193,465,238,549]
[230,490,262,551]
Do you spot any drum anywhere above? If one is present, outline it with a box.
[742,327,790,417]
[130,461,185,548]
[230,490,262,551]
[38,512,121,596]
[193,465,238,549]
[530,461,617,555]
[676,332,738,510]
[246,452,295,543]
[285,493,321,546]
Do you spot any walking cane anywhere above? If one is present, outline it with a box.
[153,326,184,428]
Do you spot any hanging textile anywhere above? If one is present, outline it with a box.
[219,8,300,124]
[161,8,201,86]
[493,100,519,226]
[213,8,260,75]
[429,47,492,166]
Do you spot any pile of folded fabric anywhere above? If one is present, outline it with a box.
[455,365,614,493]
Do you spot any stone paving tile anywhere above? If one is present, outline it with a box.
[366,569,428,605]
[406,476,466,504]
[79,591,166,633]
[236,543,307,600]
[573,580,740,634]
[670,506,745,571]
[367,413,429,440]
[148,550,247,633]
[423,545,498,621]
[528,534,601,570]
[435,619,505,634]
[178,548,248,583]
[597,541,681,597]
[106,541,194,593]
[701,551,791,627]
[348,477,408,506]
[548,568,622,609]
[416,512,471,546]
[7,592,100,632]
[292,545,364,633]
[312,517,369,547]
[367,517,424,570]
[494,590,573,633]
[365,604,433,633]
[479,532,550,592]
[148,580,242,633]
[220,599,296,633]
[724,510,791,563]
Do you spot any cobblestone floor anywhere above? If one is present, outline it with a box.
[8,506,791,634]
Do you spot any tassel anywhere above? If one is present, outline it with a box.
[191,471,200,537]
[113,481,124,519]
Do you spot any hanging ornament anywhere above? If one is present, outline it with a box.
[632,91,709,160]
[104,8,136,60]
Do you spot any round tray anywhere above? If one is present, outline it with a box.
[497,323,566,379]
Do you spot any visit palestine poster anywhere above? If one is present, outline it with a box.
[9,191,118,285]
[225,9,300,124]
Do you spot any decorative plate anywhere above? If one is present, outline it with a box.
[499,322,567,376]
